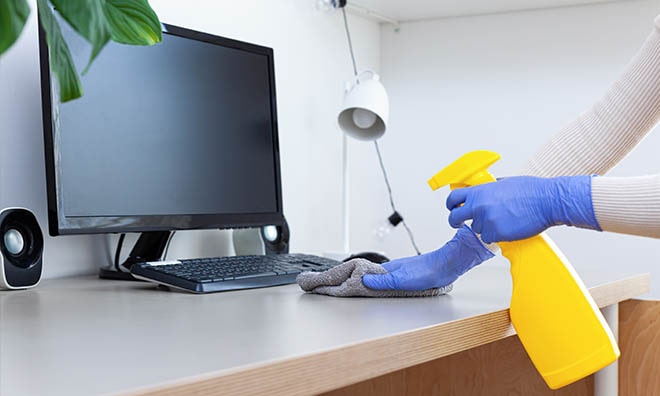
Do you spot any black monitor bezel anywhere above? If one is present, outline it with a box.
[39,23,285,236]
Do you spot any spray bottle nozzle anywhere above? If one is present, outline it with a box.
[428,150,501,191]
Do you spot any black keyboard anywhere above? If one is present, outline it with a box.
[130,253,340,293]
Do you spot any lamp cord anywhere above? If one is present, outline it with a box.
[374,141,421,255]
[342,7,421,256]
[341,7,359,78]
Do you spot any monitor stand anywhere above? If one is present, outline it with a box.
[99,231,172,281]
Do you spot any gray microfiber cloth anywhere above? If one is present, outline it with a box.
[296,258,452,297]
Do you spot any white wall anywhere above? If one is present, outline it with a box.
[3,0,658,296]
[0,0,380,278]
[348,0,660,297]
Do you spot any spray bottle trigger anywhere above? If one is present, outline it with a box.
[449,183,467,190]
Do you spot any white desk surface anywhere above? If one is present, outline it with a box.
[0,265,649,396]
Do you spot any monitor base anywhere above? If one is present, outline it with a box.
[100,231,173,281]
[99,267,141,281]
[121,231,172,271]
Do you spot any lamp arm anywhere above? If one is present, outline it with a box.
[342,134,350,253]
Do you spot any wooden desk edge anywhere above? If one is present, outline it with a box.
[127,273,650,396]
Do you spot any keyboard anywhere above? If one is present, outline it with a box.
[130,253,341,293]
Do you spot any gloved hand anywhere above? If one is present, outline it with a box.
[446,175,601,243]
[362,225,494,291]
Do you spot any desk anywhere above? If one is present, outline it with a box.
[0,265,650,396]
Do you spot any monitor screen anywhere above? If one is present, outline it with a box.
[39,24,284,235]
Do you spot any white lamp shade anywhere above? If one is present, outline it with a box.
[338,71,389,141]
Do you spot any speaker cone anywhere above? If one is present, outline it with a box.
[261,221,289,255]
[0,209,43,270]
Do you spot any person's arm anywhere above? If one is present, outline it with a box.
[501,15,660,240]
[516,15,660,239]
[591,174,660,238]
[445,13,660,243]
[365,14,660,291]
[522,16,660,178]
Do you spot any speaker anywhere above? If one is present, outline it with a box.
[231,221,290,256]
[0,208,44,289]
[261,222,289,255]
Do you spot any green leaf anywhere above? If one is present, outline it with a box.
[49,0,110,74]
[0,0,31,57]
[37,0,83,102]
[104,0,162,46]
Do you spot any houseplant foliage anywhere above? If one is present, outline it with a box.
[0,0,161,102]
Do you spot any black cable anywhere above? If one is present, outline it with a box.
[342,4,421,256]
[114,233,126,272]
[374,141,421,255]
[341,7,358,78]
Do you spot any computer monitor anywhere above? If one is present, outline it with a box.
[39,23,285,240]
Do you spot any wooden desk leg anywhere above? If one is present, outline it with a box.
[619,299,660,395]
[594,304,619,396]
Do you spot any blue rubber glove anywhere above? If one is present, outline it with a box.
[362,225,494,291]
[446,175,601,244]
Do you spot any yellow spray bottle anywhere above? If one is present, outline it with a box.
[428,150,619,389]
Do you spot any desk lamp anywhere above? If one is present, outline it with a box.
[336,71,390,258]
[326,1,419,260]
[338,70,388,141]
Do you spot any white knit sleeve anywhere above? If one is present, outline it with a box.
[521,16,660,177]
[592,175,660,238]
[520,15,660,238]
